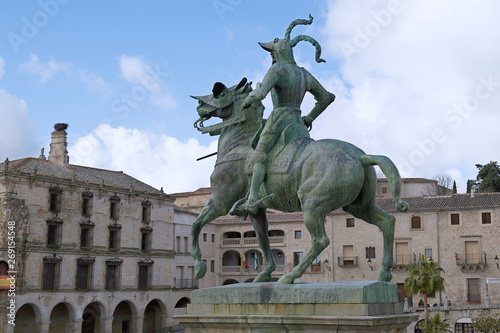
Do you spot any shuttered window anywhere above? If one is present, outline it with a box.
[467,278,481,302]
[42,263,56,290]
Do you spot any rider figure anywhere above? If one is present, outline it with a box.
[233,15,335,216]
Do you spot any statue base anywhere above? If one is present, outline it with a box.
[176,281,418,332]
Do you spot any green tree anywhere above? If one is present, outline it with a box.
[452,181,457,194]
[472,310,500,333]
[468,161,500,193]
[421,314,452,333]
[404,255,445,325]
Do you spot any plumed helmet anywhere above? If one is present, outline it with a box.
[258,14,325,64]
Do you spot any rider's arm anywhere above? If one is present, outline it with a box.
[303,72,335,125]
[242,64,280,108]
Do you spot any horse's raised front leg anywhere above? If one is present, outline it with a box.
[191,197,223,279]
[277,204,330,284]
[249,207,275,282]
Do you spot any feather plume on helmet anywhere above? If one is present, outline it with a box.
[258,14,325,64]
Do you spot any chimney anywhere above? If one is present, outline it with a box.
[48,123,69,165]
[470,187,475,198]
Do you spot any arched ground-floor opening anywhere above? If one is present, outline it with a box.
[174,297,190,309]
[143,299,165,333]
[49,303,73,333]
[14,303,40,333]
[82,301,103,333]
[112,301,135,333]
[223,279,239,285]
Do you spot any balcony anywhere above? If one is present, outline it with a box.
[337,256,358,267]
[174,278,199,289]
[391,254,415,270]
[455,252,487,271]
[222,239,241,246]
[222,236,286,247]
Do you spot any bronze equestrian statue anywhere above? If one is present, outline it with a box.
[191,15,408,284]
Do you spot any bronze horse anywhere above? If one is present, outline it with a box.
[191,78,408,284]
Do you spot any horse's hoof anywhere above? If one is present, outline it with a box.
[276,274,294,284]
[253,272,272,283]
[195,260,207,279]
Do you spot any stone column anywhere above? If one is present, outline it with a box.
[70,318,83,333]
[100,316,113,333]
[132,315,144,333]
[39,320,51,333]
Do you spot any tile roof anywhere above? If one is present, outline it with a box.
[1,157,165,195]
[213,193,500,225]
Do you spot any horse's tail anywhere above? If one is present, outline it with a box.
[360,154,409,212]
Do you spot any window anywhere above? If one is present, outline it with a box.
[49,187,62,213]
[138,260,153,290]
[79,220,94,249]
[465,241,480,264]
[467,278,481,302]
[450,213,460,225]
[46,217,63,248]
[176,236,181,252]
[42,254,62,290]
[482,212,491,224]
[294,230,302,239]
[366,246,376,259]
[75,257,94,290]
[108,224,122,250]
[411,216,422,229]
[141,229,152,252]
[141,200,151,223]
[343,245,354,265]
[395,242,409,265]
[210,260,215,273]
[109,195,120,220]
[184,236,189,253]
[203,233,207,242]
[382,186,388,194]
[311,254,321,272]
[346,218,355,228]
[105,258,122,290]
[211,234,215,243]
[425,248,433,260]
[293,252,303,266]
[81,191,93,217]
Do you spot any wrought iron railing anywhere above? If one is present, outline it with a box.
[174,278,199,289]
[337,256,358,266]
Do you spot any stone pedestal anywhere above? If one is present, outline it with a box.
[176,281,418,332]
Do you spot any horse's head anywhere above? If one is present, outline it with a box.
[192,78,253,133]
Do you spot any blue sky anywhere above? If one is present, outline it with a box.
[1,1,500,194]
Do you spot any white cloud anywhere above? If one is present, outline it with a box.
[0,89,38,160]
[77,69,113,98]
[0,56,5,79]
[69,124,217,193]
[19,54,70,83]
[117,55,176,110]
[314,0,500,192]
[19,54,112,97]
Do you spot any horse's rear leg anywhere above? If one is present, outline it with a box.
[191,197,223,279]
[249,207,276,282]
[277,204,330,284]
[344,203,395,282]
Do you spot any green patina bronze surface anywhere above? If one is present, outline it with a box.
[190,15,409,285]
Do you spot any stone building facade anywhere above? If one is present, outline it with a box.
[174,186,500,332]
[0,125,198,333]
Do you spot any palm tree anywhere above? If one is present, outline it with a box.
[404,255,445,325]
[422,313,452,333]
